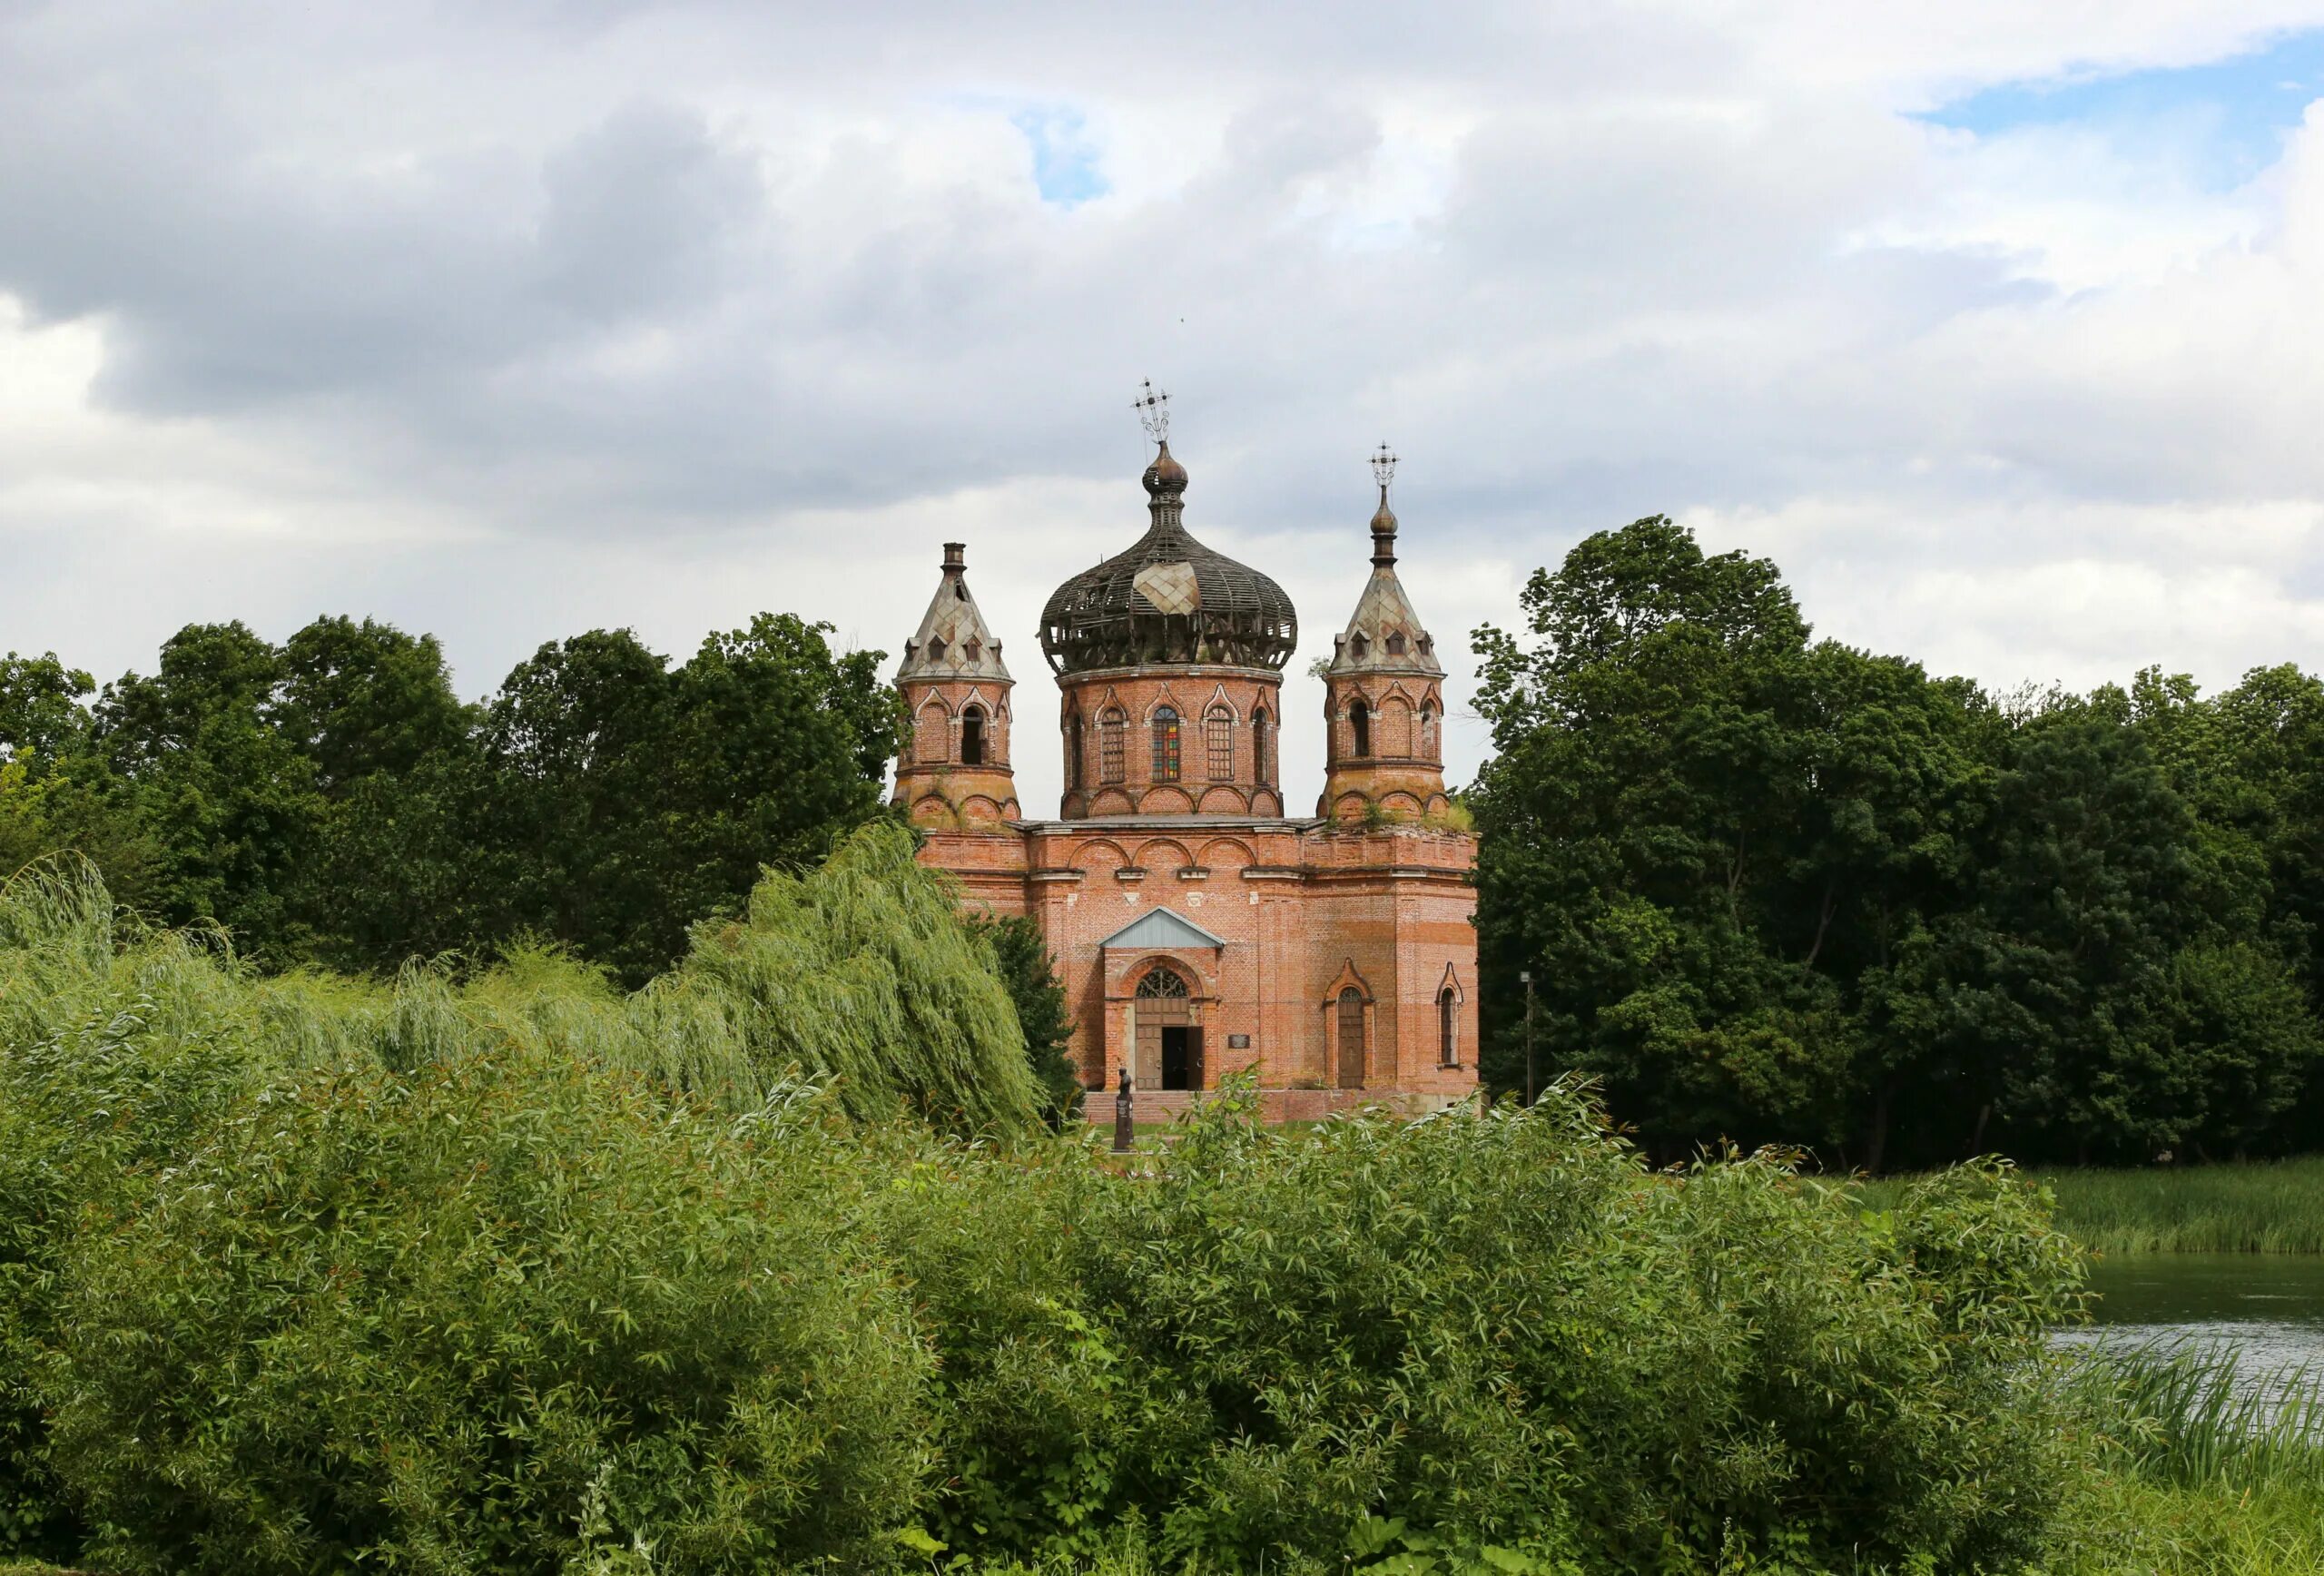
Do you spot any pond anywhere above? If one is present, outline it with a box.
[2053,1253,2324,1401]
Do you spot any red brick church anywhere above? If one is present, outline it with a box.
[891,420,1479,1120]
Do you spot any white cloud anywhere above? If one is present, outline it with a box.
[5,1,2324,819]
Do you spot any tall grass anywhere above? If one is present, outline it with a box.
[2065,1346,2324,1490]
[2047,1347,2324,1576]
[1859,1159,2324,1254]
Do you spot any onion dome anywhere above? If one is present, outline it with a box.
[899,543,1011,682]
[1038,441,1298,675]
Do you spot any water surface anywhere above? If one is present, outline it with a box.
[2054,1253,2324,1401]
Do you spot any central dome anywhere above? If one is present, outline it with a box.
[1039,441,1299,675]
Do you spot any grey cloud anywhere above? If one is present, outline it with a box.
[6,0,2324,817]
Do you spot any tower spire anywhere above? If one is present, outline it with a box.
[1370,443,1399,566]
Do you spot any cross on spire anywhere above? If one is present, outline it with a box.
[1135,379,1171,444]
[1372,442,1397,495]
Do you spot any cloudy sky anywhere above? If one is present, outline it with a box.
[6,2,2324,816]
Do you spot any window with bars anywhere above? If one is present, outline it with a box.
[1253,710,1273,784]
[1100,709,1126,783]
[1206,705,1234,781]
[1151,706,1181,782]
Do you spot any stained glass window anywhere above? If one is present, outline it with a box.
[1152,706,1181,782]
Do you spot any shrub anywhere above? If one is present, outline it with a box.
[0,860,290,1559]
[899,1084,2086,1573]
[45,1045,931,1575]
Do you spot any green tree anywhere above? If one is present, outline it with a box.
[94,623,320,960]
[1474,519,2324,1167]
[970,913,1081,1123]
[1472,517,1990,1163]
[0,654,154,899]
[481,617,895,984]
[271,618,490,972]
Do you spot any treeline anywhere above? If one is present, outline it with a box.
[0,613,897,985]
[1472,518,2324,1170]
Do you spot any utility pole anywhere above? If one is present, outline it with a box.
[1520,969,1536,1107]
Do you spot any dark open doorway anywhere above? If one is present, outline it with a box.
[1160,1027,1203,1090]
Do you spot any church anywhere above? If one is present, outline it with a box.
[891,409,1479,1122]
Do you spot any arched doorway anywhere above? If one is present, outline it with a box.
[1135,964,1201,1090]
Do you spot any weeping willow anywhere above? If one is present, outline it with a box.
[0,822,1044,1139]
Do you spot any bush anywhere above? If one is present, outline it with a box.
[5,853,2096,1574]
[46,1046,931,1575]
[888,1085,2086,1573]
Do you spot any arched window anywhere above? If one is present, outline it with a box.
[1151,705,1181,782]
[1336,988,1365,1088]
[1253,709,1274,785]
[1419,704,1437,762]
[1100,708,1126,784]
[1137,967,1190,998]
[1438,988,1458,1067]
[1349,700,1372,759]
[960,704,986,766]
[1067,713,1084,791]
[1206,704,1234,781]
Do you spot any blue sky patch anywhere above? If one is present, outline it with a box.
[1923,28,2324,190]
[1010,104,1108,208]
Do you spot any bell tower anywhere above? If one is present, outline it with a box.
[893,542,1020,830]
[1320,446,1451,822]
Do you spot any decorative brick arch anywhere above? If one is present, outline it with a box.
[1375,689,1414,758]
[1137,838,1196,874]
[1072,838,1132,873]
[1434,961,1466,1069]
[1196,836,1256,872]
[1196,785,1248,814]
[911,694,951,764]
[1140,785,1196,814]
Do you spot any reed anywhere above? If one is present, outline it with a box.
[1858,1158,2324,1254]
[2064,1345,2324,1490]
[2044,1346,2324,1576]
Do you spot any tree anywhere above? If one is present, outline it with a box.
[94,623,320,960]
[480,617,896,985]
[1469,518,2323,1168]
[970,913,1081,1123]
[0,654,154,899]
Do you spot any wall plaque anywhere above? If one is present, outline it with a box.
[1227,1034,1250,1049]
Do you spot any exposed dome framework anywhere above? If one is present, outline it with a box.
[1039,442,1299,675]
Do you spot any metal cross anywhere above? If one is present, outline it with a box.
[1135,379,1171,444]
[1372,442,1398,492]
